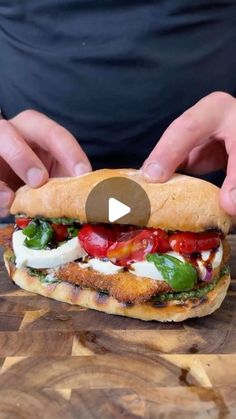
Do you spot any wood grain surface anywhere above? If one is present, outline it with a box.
[0,233,236,418]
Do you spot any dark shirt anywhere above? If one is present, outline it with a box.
[0,0,236,180]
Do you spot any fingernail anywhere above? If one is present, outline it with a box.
[27,168,45,187]
[230,188,236,204]
[143,162,165,181]
[0,190,12,208]
[74,162,90,176]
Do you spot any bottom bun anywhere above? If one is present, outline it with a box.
[4,250,230,322]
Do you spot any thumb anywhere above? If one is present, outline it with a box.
[220,145,236,215]
[0,181,14,217]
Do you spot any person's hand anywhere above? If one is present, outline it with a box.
[141,91,236,215]
[0,110,92,217]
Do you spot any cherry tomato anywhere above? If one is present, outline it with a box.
[196,232,221,251]
[107,229,158,266]
[150,228,171,253]
[169,231,220,254]
[15,217,31,229]
[78,224,113,257]
[52,224,68,242]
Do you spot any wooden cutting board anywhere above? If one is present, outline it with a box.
[0,233,236,418]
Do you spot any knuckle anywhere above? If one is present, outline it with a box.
[0,180,8,189]
[0,126,26,161]
[208,91,233,106]
[0,119,11,133]
[172,112,199,134]
[7,147,26,163]
[16,109,40,120]
[226,137,236,153]
[0,122,29,163]
[44,124,64,145]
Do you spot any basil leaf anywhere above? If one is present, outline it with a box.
[67,226,80,238]
[147,253,197,292]
[152,276,219,302]
[22,221,38,238]
[47,217,79,225]
[23,220,54,250]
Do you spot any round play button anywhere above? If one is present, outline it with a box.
[85,177,151,226]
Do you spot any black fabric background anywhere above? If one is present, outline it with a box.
[0,0,236,203]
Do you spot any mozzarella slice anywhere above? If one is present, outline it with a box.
[88,259,123,274]
[165,251,185,263]
[201,251,210,262]
[79,259,162,279]
[78,258,123,274]
[201,242,223,269]
[13,227,223,283]
[78,262,90,269]
[129,252,184,280]
[130,244,223,281]
[129,261,164,280]
[197,242,223,280]
[13,230,87,269]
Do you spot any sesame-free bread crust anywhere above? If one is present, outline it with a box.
[4,249,230,322]
[10,169,231,234]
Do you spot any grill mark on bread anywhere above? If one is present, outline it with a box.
[96,291,110,305]
[151,300,168,308]
[4,248,231,321]
[70,283,82,303]
[57,262,171,304]
[191,296,208,307]
[123,301,135,308]
[3,233,229,307]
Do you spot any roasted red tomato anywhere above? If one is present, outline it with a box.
[107,229,162,266]
[150,228,171,253]
[78,224,114,257]
[169,231,220,254]
[79,224,170,262]
[196,232,221,251]
[15,217,31,229]
[52,224,68,242]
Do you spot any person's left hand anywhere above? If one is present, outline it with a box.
[141,91,236,215]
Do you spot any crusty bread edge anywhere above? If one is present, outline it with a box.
[4,250,230,322]
[10,169,232,234]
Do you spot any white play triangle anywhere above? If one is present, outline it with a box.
[108,197,131,223]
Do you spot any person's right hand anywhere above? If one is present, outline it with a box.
[0,110,92,217]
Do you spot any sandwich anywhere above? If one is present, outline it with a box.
[0,169,232,321]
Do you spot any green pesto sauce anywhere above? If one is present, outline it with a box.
[27,267,47,282]
[26,265,229,302]
[27,267,59,284]
[152,266,229,302]
[15,214,80,225]
[9,254,16,264]
[42,217,80,225]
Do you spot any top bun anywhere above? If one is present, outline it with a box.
[10,169,231,234]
